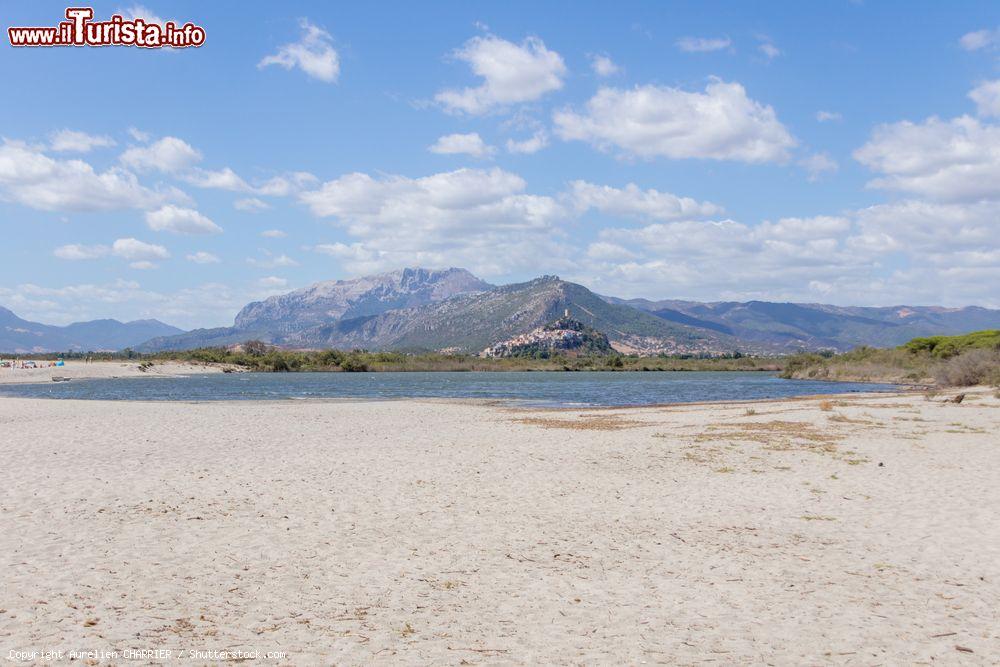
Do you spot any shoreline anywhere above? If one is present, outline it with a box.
[0,364,915,411]
[0,358,938,390]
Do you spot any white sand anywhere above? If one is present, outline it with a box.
[1,388,999,663]
[0,360,229,385]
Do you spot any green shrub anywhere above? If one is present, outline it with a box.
[904,330,1000,358]
[340,355,369,372]
[317,349,344,367]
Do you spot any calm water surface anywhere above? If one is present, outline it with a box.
[0,371,898,407]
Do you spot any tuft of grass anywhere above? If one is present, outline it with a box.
[744,407,757,416]
[818,400,834,412]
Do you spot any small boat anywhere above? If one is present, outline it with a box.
[51,376,71,382]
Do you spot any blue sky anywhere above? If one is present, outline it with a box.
[2,1,999,328]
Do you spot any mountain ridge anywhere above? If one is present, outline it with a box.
[278,275,732,354]
[234,267,490,333]
[604,297,1000,351]
[138,270,1000,354]
[0,306,182,353]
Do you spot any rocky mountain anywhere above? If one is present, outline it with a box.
[0,306,182,353]
[607,298,1000,351]
[139,267,493,352]
[235,267,490,333]
[280,276,735,354]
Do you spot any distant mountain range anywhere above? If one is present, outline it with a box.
[0,306,181,354]
[606,297,1000,351]
[4,267,999,354]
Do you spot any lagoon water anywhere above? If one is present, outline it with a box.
[0,371,898,407]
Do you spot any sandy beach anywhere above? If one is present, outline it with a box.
[0,361,230,386]
[2,388,999,664]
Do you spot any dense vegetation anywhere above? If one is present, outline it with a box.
[149,343,779,373]
[781,330,1000,386]
[902,330,1000,357]
[9,330,999,387]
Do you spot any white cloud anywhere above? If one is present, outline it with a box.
[573,214,867,305]
[261,229,286,238]
[567,180,723,220]
[959,27,1000,51]
[816,110,843,122]
[255,172,318,197]
[53,244,110,260]
[553,80,796,162]
[429,132,495,158]
[505,131,549,155]
[235,197,271,212]
[301,168,546,219]
[247,252,298,268]
[258,19,340,83]
[675,36,731,53]
[585,241,637,262]
[853,200,1000,254]
[145,205,222,234]
[799,152,839,181]
[589,54,619,76]
[49,129,115,153]
[854,115,1000,201]
[300,167,570,275]
[313,242,378,263]
[186,251,221,264]
[127,127,151,142]
[182,167,250,191]
[589,217,856,287]
[0,140,168,212]
[120,136,201,173]
[758,41,781,60]
[969,80,1000,118]
[112,238,170,261]
[257,276,288,288]
[119,5,167,27]
[568,197,1000,307]
[436,35,566,114]
[129,261,158,270]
